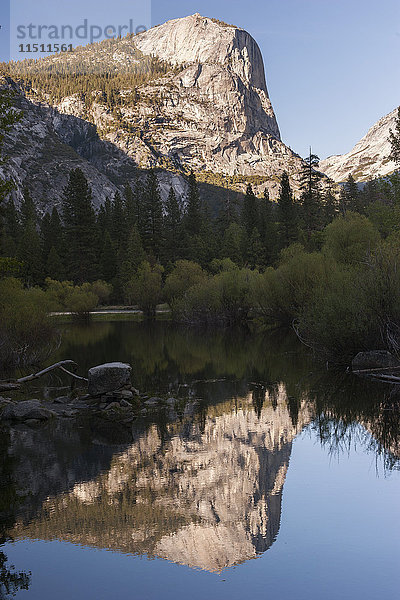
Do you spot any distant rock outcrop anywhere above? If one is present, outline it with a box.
[319,108,398,182]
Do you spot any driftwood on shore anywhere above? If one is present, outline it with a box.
[0,360,88,391]
[352,351,400,384]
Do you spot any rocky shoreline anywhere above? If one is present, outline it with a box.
[0,362,189,427]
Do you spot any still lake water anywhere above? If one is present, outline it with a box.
[1,321,399,599]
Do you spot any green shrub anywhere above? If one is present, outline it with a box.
[323,212,379,264]
[0,258,22,278]
[173,267,257,325]
[0,277,55,368]
[164,260,207,303]
[297,243,400,362]
[251,249,338,326]
[89,280,113,305]
[124,262,164,317]
[44,278,108,316]
[209,258,238,273]
[64,284,98,317]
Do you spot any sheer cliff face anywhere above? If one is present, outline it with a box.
[135,13,280,139]
[136,15,268,91]
[127,14,298,180]
[12,388,314,573]
[319,108,398,182]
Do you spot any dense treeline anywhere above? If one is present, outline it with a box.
[2,161,400,364]
[2,163,399,288]
[2,79,400,366]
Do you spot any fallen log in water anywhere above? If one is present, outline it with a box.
[0,360,88,389]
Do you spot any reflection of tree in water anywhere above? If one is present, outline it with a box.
[56,321,314,393]
[0,430,31,598]
[251,385,266,418]
[0,552,30,600]
[310,373,400,469]
[52,320,400,469]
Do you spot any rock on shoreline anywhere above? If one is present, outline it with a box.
[88,362,132,396]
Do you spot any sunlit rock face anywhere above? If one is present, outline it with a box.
[12,386,314,572]
[135,13,280,138]
[319,108,398,182]
[50,13,303,189]
[129,13,303,186]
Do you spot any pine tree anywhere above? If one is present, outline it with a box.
[125,226,146,272]
[300,149,322,199]
[17,189,43,284]
[217,188,238,236]
[134,178,145,237]
[361,180,381,208]
[124,183,137,232]
[197,205,218,266]
[40,212,52,261]
[258,189,277,265]
[277,172,297,248]
[41,207,64,271]
[97,197,112,236]
[2,199,21,257]
[117,225,146,298]
[322,187,338,225]
[164,186,182,262]
[389,106,400,166]
[299,149,323,239]
[19,188,36,227]
[241,184,259,236]
[100,230,117,282]
[344,174,363,213]
[46,245,64,280]
[63,168,99,283]
[184,171,202,236]
[339,185,348,216]
[142,169,163,258]
[247,227,263,269]
[221,222,244,265]
[110,192,126,252]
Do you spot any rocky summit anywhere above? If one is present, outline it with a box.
[0,13,305,211]
[319,107,398,182]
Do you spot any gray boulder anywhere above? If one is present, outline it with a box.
[88,362,132,396]
[144,397,162,407]
[352,350,400,371]
[1,400,56,421]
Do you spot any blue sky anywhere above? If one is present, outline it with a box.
[1,0,399,158]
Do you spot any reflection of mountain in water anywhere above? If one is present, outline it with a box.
[11,386,313,572]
